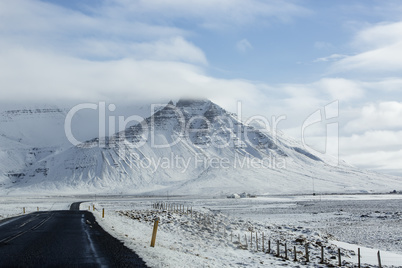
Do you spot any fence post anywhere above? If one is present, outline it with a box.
[320,245,324,263]
[256,233,258,251]
[102,208,105,218]
[268,240,271,253]
[294,245,297,261]
[262,233,265,252]
[284,243,288,259]
[338,248,341,266]
[37,207,39,211]
[276,240,280,257]
[378,251,382,268]
[23,207,25,214]
[305,243,309,262]
[150,217,160,247]
[250,231,253,250]
[358,248,361,268]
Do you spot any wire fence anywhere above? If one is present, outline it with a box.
[147,201,401,268]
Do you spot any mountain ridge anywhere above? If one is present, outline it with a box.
[1,99,401,195]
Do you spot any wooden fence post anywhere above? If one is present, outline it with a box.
[256,233,258,251]
[102,208,105,218]
[268,240,271,253]
[338,248,341,266]
[378,250,382,268]
[276,240,280,257]
[250,232,253,249]
[294,245,297,261]
[305,243,309,262]
[262,233,265,252]
[284,243,288,259]
[358,248,361,268]
[320,245,324,263]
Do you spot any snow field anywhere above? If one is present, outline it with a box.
[0,195,400,267]
[83,198,394,268]
[0,196,71,221]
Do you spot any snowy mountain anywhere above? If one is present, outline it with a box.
[0,102,152,191]
[1,99,402,195]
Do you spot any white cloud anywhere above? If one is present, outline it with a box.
[314,78,364,101]
[0,0,191,65]
[313,54,346,62]
[339,130,402,175]
[331,42,402,74]
[106,0,311,29]
[0,0,310,113]
[236,39,253,53]
[352,21,402,50]
[342,149,402,175]
[0,0,185,42]
[340,130,402,154]
[344,102,402,133]
[0,0,309,105]
[0,46,263,105]
[78,37,208,64]
[329,21,402,74]
[362,78,402,92]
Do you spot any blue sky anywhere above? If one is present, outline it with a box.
[0,0,401,176]
[33,0,401,84]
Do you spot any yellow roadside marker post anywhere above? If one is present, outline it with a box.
[150,217,160,247]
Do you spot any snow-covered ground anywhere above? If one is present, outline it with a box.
[80,194,402,267]
[0,194,400,267]
[0,196,72,221]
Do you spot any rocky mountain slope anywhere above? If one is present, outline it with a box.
[2,99,401,195]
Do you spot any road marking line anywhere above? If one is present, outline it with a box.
[0,214,53,244]
[0,230,28,244]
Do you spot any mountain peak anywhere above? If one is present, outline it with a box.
[176,98,211,108]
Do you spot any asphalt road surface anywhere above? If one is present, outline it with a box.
[0,202,148,267]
